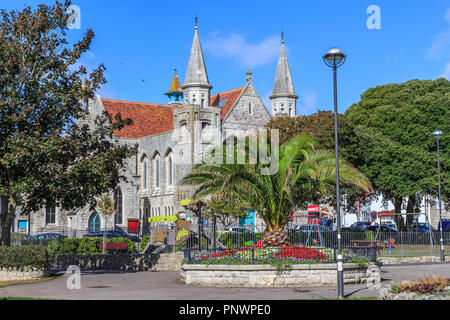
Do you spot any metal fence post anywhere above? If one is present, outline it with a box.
[251,247,254,265]
[400,232,404,259]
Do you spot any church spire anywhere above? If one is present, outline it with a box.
[183,17,211,87]
[269,34,297,117]
[164,69,183,105]
[182,17,212,107]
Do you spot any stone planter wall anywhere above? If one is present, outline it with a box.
[378,285,450,300]
[151,252,184,272]
[180,263,381,287]
[0,267,50,281]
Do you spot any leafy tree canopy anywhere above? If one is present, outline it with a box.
[0,1,136,245]
[345,78,450,209]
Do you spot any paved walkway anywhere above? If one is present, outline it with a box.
[1,263,449,300]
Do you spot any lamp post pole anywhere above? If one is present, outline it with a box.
[198,200,202,252]
[323,48,346,299]
[332,64,344,298]
[433,130,445,262]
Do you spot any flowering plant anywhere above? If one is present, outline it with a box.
[274,245,328,261]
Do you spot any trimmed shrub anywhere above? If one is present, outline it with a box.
[48,237,136,255]
[0,245,49,271]
[140,236,150,252]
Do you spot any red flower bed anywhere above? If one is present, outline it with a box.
[200,245,328,261]
[203,249,242,259]
[274,245,327,260]
[99,242,128,251]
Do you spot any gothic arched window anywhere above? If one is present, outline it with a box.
[114,187,123,225]
[45,206,56,225]
[88,212,101,233]
[166,151,174,186]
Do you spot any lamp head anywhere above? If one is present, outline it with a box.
[433,130,443,141]
[323,47,346,68]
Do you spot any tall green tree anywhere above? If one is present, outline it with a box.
[182,135,371,246]
[204,192,249,228]
[265,110,368,213]
[96,193,117,254]
[345,78,450,230]
[0,1,136,245]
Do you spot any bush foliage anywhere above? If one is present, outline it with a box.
[0,245,49,270]
[48,237,136,255]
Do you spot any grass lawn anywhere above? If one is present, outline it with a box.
[377,244,450,257]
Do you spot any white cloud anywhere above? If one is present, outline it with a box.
[427,8,450,80]
[440,62,450,79]
[204,33,280,68]
[427,29,450,60]
[445,8,450,24]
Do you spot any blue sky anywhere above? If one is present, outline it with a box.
[4,0,450,114]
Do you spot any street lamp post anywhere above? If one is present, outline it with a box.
[198,200,202,252]
[323,47,346,299]
[433,130,445,263]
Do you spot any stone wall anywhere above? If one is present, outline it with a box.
[151,252,185,272]
[50,253,158,272]
[0,267,49,281]
[49,251,184,272]
[180,263,381,287]
[378,256,447,265]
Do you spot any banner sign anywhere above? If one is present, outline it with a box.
[307,205,320,213]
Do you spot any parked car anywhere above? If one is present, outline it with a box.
[438,220,450,232]
[361,225,398,233]
[83,230,140,242]
[342,221,372,231]
[382,223,399,232]
[318,219,334,230]
[412,222,437,232]
[224,227,254,234]
[292,224,330,233]
[33,233,67,240]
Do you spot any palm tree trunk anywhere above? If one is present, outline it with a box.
[262,226,289,247]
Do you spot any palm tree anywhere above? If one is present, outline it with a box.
[181,134,371,247]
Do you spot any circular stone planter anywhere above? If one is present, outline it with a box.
[180,262,381,287]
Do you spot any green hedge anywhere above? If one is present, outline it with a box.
[48,237,136,255]
[0,245,49,271]
[140,236,150,252]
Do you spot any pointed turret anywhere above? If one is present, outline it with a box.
[182,18,212,107]
[164,69,183,105]
[269,34,298,117]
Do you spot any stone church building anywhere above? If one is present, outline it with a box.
[6,23,300,236]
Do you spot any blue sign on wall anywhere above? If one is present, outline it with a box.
[18,220,28,230]
[240,209,255,227]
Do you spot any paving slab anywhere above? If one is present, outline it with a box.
[0,263,449,300]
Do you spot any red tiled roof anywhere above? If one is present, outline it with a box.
[102,87,244,138]
[210,87,245,120]
[102,99,175,138]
